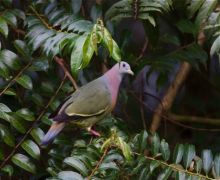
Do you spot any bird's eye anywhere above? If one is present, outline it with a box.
[122,63,126,67]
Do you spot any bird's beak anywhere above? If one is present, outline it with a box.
[127,69,134,76]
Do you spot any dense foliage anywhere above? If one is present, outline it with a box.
[0,0,220,179]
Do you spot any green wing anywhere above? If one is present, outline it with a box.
[64,78,111,117]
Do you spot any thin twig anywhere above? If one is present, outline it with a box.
[135,38,148,62]
[54,56,78,90]
[0,76,67,169]
[0,60,33,96]
[87,147,109,179]
[133,152,215,180]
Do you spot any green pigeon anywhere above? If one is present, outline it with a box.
[41,61,133,145]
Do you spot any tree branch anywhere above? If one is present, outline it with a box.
[167,113,220,126]
[54,56,78,90]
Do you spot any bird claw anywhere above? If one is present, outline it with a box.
[87,127,101,137]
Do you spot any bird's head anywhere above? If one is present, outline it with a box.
[117,61,134,76]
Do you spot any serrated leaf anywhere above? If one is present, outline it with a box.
[157,167,172,180]
[0,17,8,37]
[151,133,160,157]
[16,75,33,89]
[202,149,213,175]
[12,153,36,174]
[21,140,40,160]
[0,50,20,70]
[30,127,45,145]
[160,139,170,161]
[58,171,83,180]
[173,144,184,164]
[183,144,196,169]
[71,35,87,76]
[0,124,15,147]
[64,157,88,176]
[16,108,34,121]
[214,154,220,178]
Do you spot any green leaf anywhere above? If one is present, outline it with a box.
[173,144,184,164]
[21,140,40,160]
[10,118,26,133]
[117,137,132,161]
[2,11,17,27]
[111,40,121,61]
[183,144,196,169]
[16,75,33,89]
[103,28,113,56]
[0,103,11,112]
[90,4,102,22]
[151,133,160,156]
[157,167,172,180]
[13,40,30,57]
[58,171,83,180]
[70,35,87,76]
[0,17,8,37]
[194,156,202,173]
[82,33,94,68]
[210,36,220,56]
[0,61,10,78]
[214,154,220,178]
[28,58,49,72]
[149,160,160,173]
[12,153,36,174]
[64,156,88,176]
[4,89,16,96]
[71,0,82,14]
[0,124,15,147]
[99,162,119,171]
[0,50,20,70]
[176,19,196,36]
[138,167,148,180]
[16,108,35,121]
[160,139,170,161]
[195,0,217,28]
[187,0,205,18]
[1,165,14,176]
[175,171,186,180]
[30,128,45,145]
[202,149,213,175]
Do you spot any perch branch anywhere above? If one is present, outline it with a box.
[54,56,78,89]
[167,113,220,126]
[0,76,66,169]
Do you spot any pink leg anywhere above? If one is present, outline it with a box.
[87,127,101,137]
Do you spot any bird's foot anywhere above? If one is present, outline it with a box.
[87,127,101,137]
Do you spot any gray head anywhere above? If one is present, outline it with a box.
[112,61,134,76]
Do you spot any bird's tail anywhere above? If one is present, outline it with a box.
[41,122,66,146]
